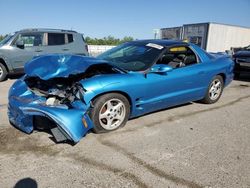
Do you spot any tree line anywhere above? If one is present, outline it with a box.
[85,36,134,45]
[0,35,6,41]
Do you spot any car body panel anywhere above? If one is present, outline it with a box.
[8,40,234,143]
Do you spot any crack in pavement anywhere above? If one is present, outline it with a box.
[97,137,203,188]
[64,153,148,188]
[230,84,250,89]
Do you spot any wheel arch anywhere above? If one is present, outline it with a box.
[217,73,226,84]
[91,90,133,114]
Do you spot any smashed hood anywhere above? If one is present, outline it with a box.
[24,54,109,80]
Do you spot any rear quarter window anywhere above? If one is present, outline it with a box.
[67,34,73,43]
[48,33,65,45]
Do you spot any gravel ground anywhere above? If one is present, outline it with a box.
[0,75,250,188]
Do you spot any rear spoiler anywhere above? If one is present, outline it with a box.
[208,52,232,59]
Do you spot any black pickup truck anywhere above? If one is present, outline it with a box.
[233,45,250,78]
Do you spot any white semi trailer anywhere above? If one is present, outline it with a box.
[160,22,250,52]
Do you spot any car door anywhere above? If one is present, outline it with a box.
[141,46,208,112]
[8,32,44,71]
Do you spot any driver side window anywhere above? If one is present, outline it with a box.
[157,46,199,68]
[14,33,44,47]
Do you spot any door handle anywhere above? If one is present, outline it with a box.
[62,48,69,51]
[35,49,43,52]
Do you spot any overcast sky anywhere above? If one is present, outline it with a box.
[0,0,249,39]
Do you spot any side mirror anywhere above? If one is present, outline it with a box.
[149,64,173,74]
[16,40,24,49]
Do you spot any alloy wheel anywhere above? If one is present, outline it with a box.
[99,98,126,130]
[209,79,222,100]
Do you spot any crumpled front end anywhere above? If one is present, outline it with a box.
[8,54,124,143]
[8,77,94,143]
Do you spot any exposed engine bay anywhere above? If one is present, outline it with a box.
[24,63,121,107]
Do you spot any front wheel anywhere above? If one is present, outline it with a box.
[201,75,224,104]
[90,93,130,133]
[0,63,8,82]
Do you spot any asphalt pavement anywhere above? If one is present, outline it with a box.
[0,75,250,188]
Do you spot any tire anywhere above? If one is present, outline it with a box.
[201,75,224,104]
[0,63,8,82]
[234,72,240,79]
[89,93,130,133]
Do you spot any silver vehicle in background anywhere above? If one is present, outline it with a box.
[0,28,89,81]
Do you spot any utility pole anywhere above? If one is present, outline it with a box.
[153,29,160,39]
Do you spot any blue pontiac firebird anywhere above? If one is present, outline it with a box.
[8,40,234,143]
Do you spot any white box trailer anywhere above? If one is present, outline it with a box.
[205,23,250,52]
[160,22,250,52]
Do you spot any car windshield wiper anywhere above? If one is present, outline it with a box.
[110,63,128,73]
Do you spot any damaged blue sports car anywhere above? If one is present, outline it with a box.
[8,40,234,143]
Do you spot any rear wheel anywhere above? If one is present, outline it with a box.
[0,63,8,82]
[90,93,130,133]
[201,75,224,104]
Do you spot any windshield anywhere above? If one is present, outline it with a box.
[0,34,14,45]
[97,42,165,71]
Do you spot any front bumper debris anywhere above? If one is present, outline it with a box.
[8,79,93,143]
